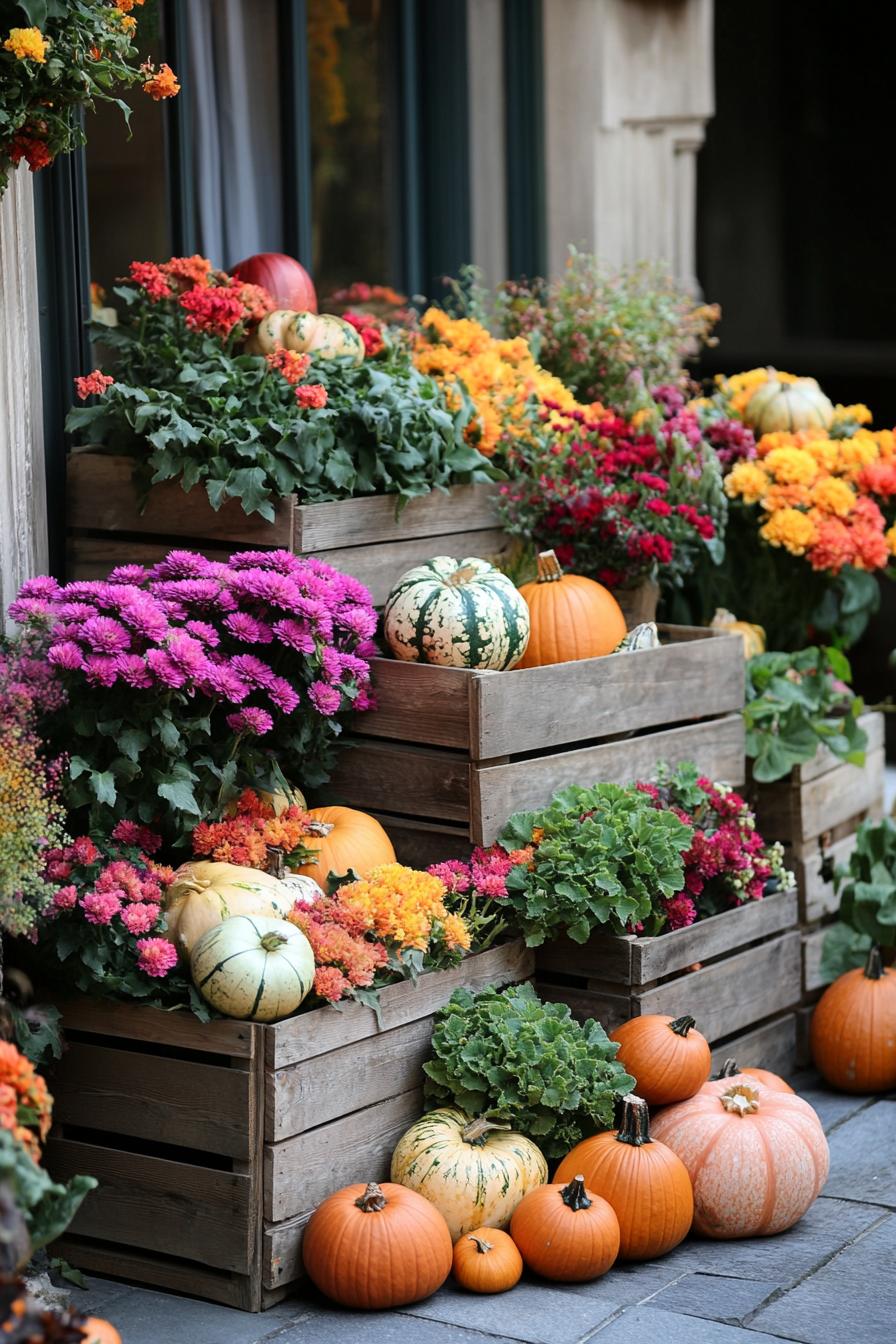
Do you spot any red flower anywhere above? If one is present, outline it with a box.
[295,384,328,410]
[129,260,172,302]
[74,369,114,400]
[179,284,245,337]
[8,133,52,171]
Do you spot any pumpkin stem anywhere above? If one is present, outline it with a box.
[615,1093,652,1147]
[468,1234,494,1254]
[259,931,289,952]
[669,1015,696,1037]
[462,1116,512,1146]
[306,820,334,837]
[355,1182,388,1213]
[719,1084,760,1116]
[716,1059,741,1079]
[448,564,479,586]
[265,845,286,879]
[864,944,883,980]
[535,550,564,584]
[560,1175,592,1212]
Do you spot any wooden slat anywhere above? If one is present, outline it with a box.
[795,711,885,783]
[310,528,510,606]
[797,830,860,923]
[293,482,499,550]
[633,887,797,981]
[67,452,294,546]
[264,1213,311,1289]
[535,934,634,982]
[52,997,258,1057]
[52,1238,255,1311]
[51,1043,252,1158]
[710,1012,798,1079]
[373,813,472,866]
[46,1139,253,1273]
[755,747,885,846]
[353,660,474,749]
[267,1017,435,1142]
[265,1089,422,1222]
[67,535,232,580]
[802,926,829,993]
[636,932,802,1041]
[471,629,744,759]
[268,940,532,1068]
[327,738,472,822]
[471,713,746,847]
[531,983,636,1033]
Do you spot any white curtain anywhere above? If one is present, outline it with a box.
[184,0,284,267]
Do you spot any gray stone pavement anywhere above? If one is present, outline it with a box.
[66,1074,895,1344]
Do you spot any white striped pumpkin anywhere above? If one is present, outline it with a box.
[190,915,314,1022]
[383,556,530,670]
[390,1107,548,1241]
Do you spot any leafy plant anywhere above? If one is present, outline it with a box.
[422,982,634,1158]
[498,783,693,945]
[745,646,868,783]
[819,920,872,984]
[0,1128,94,1255]
[820,818,896,981]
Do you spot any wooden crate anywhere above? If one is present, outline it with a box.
[535,887,800,1065]
[66,451,504,604]
[326,626,745,849]
[45,940,531,1311]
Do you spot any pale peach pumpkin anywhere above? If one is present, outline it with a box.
[651,1077,828,1238]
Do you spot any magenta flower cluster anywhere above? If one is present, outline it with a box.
[429,847,520,903]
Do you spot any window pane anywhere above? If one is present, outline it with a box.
[308,0,402,296]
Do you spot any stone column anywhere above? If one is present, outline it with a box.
[544,0,714,286]
[0,165,48,629]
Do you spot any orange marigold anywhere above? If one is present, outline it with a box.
[142,61,180,100]
[759,507,817,556]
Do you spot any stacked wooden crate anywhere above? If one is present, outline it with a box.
[46,941,531,1311]
[749,711,885,1061]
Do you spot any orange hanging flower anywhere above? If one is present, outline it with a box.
[141,61,180,100]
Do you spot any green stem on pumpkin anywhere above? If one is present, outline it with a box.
[669,1015,696,1037]
[615,1094,651,1147]
[560,1175,592,1212]
[864,944,883,980]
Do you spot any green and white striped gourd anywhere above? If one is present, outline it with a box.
[190,914,314,1022]
[383,556,530,669]
[391,1107,548,1241]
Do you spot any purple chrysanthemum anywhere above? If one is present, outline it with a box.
[81,615,132,654]
[308,680,342,716]
[226,706,274,736]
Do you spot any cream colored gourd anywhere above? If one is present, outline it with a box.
[390,1107,548,1241]
[190,914,314,1021]
[162,861,296,959]
[255,309,298,354]
[744,373,834,434]
[286,311,364,363]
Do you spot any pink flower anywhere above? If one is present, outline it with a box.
[74,369,114,400]
[81,890,124,924]
[272,618,316,653]
[121,902,162,935]
[663,893,697,931]
[295,383,328,410]
[224,612,274,644]
[267,676,300,714]
[136,937,178,978]
[226,707,274,736]
[47,641,84,671]
[52,885,78,912]
[308,681,342,716]
[83,654,120,687]
[71,836,99,865]
[111,819,162,854]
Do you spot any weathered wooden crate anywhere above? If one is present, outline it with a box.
[535,887,801,1074]
[66,451,504,604]
[326,626,745,850]
[45,940,531,1311]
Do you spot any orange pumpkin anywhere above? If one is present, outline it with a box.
[715,1058,794,1093]
[516,550,627,668]
[810,944,896,1093]
[510,1175,620,1282]
[555,1093,693,1260]
[452,1227,523,1294]
[81,1321,122,1344]
[650,1078,829,1238]
[302,1180,452,1309]
[294,806,395,887]
[610,1014,711,1106]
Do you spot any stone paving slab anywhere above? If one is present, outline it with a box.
[822,1099,896,1208]
[747,1212,894,1344]
[647,1272,780,1325]
[399,1279,623,1343]
[789,1074,877,1134]
[584,1305,785,1342]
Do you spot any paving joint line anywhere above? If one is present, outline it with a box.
[820,1094,879,1137]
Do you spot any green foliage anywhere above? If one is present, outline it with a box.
[0,1128,95,1254]
[819,921,872,984]
[745,647,868,783]
[68,284,498,516]
[498,783,693,945]
[422,982,635,1158]
[818,819,896,981]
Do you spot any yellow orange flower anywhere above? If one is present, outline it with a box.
[3,26,47,62]
[337,863,469,955]
[760,508,817,556]
[887,523,896,555]
[810,476,856,518]
[763,446,818,487]
[142,61,180,100]
[763,483,812,512]
[718,367,799,416]
[724,461,769,505]
[832,402,872,427]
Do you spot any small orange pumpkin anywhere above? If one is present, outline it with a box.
[452,1227,523,1294]
[516,550,627,668]
[81,1321,122,1344]
[294,806,395,887]
[510,1175,620,1282]
[609,1014,711,1106]
[303,1180,452,1309]
[555,1093,693,1260]
[714,1058,794,1093]
[651,1077,829,1238]
[810,944,896,1093]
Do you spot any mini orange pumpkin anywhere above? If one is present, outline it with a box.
[810,944,896,1093]
[714,1058,794,1093]
[81,1321,122,1344]
[452,1227,523,1294]
[515,551,627,668]
[609,1014,711,1106]
[303,1180,452,1309]
[555,1093,693,1260]
[650,1078,829,1238]
[294,806,395,887]
[510,1175,620,1282]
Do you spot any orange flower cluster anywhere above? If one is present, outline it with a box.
[290,895,389,1003]
[141,61,179,100]
[413,308,601,458]
[0,1040,52,1162]
[336,862,471,955]
[266,348,312,385]
[725,425,896,574]
[191,789,315,869]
